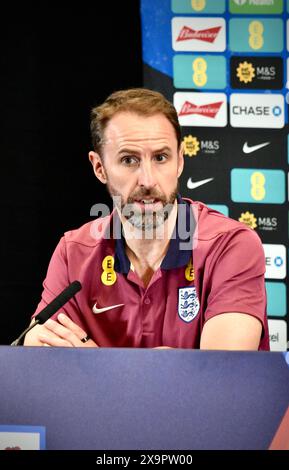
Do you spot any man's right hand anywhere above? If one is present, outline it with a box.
[24,313,98,348]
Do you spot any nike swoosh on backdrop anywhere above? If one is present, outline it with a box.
[92,303,124,314]
[242,141,270,154]
[187,177,214,190]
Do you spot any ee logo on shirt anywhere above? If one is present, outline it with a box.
[185,259,195,281]
[101,256,117,286]
[231,169,285,204]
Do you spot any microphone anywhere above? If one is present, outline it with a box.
[11,280,82,346]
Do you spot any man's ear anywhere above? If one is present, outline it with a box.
[177,143,184,178]
[88,151,107,184]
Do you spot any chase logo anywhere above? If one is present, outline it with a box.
[231,169,285,204]
[172,17,226,52]
[266,282,286,317]
[172,0,226,14]
[229,0,283,14]
[229,19,283,53]
[230,93,284,129]
[263,244,286,279]
[173,55,226,90]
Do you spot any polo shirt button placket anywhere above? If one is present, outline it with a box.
[144,297,151,305]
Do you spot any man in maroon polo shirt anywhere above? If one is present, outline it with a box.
[24,88,269,350]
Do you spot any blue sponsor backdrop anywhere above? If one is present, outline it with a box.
[141,0,289,350]
[208,204,229,216]
[266,282,287,317]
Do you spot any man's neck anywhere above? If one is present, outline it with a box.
[121,201,178,285]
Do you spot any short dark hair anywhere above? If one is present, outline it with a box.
[90,88,181,155]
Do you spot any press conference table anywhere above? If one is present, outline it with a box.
[0,346,288,450]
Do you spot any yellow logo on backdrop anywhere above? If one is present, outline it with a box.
[239,211,257,230]
[182,135,200,157]
[192,57,208,87]
[248,20,264,50]
[251,172,266,201]
[101,255,117,286]
[236,61,255,83]
[191,0,206,11]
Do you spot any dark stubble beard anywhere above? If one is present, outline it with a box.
[107,182,178,231]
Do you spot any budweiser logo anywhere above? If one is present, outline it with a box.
[179,101,223,118]
[177,26,221,43]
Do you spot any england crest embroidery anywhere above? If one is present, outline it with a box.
[178,287,200,323]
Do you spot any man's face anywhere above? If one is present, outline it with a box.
[89,111,184,231]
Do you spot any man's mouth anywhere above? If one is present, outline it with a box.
[133,198,162,210]
[135,198,158,204]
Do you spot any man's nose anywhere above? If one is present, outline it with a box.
[137,161,156,189]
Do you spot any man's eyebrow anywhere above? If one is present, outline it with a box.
[118,148,140,155]
[118,146,172,154]
[153,146,172,154]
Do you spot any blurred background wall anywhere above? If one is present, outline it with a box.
[0,4,142,343]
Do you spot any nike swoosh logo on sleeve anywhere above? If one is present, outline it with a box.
[92,303,124,314]
[242,142,270,154]
[187,177,214,190]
